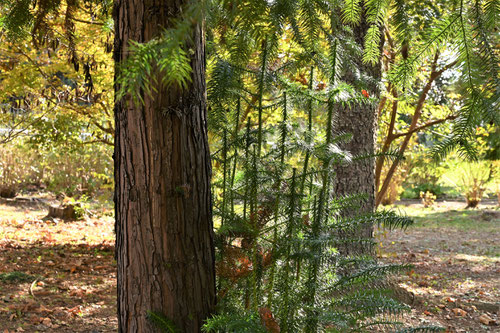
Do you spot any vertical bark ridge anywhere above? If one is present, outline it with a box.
[114,1,215,331]
[333,11,383,256]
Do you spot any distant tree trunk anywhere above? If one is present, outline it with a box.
[333,13,382,256]
[114,1,215,332]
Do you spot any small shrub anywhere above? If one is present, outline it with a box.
[405,152,447,196]
[0,138,113,197]
[0,142,44,196]
[420,191,436,208]
[38,143,113,196]
[455,161,493,208]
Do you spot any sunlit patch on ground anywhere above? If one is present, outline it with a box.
[378,200,500,332]
[1,197,498,332]
[0,199,116,332]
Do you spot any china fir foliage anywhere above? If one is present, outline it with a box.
[204,1,427,332]
[115,0,499,163]
[2,0,497,332]
[113,0,473,331]
[205,47,429,332]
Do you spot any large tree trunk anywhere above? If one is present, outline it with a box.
[113,1,216,332]
[333,15,382,256]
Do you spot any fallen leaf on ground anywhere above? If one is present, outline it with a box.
[41,317,52,327]
[418,280,429,287]
[94,265,107,270]
[29,314,41,324]
[479,314,494,325]
[452,308,467,317]
[67,305,82,316]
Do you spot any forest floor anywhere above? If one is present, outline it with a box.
[0,195,498,332]
[378,199,500,332]
[0,194,116,332]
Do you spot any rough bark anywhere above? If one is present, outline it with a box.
[114,1,216,332]
[333,14,382,256]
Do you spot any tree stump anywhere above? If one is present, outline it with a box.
[47,203,78,220]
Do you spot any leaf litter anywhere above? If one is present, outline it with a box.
[0,199,116,332]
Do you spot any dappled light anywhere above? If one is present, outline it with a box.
[0,0,498,332]
[379,202,499,332]
[0,201,116,331]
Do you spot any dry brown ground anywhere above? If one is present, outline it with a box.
[377,199,500,332]
[0,196,498,332]
[0,196,116,332]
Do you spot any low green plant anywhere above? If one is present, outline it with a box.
[0,271,36,283]
[63,195,91,219]
[0,141,44,197]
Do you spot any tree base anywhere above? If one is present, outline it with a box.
[0,186,17,199]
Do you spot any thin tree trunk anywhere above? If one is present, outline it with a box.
[375,55,457,207]
[374,87,398,192]
[114,1,215,332]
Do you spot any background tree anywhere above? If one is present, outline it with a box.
[333,3,384,255]
[0,0,114,197]
[0,0,114,146]
[375,0,499,206]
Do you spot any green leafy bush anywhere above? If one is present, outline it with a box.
[403,150,447,199]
